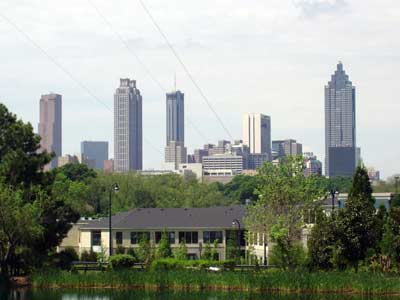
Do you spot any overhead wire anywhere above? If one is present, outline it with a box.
[137,0,234,140]
[87,0,209,143]
[0,12,164,157]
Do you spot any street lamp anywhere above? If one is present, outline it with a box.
[109,183,120,256]
[232,219,241,257]
[330,189,339,212]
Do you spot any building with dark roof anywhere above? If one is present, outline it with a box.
[61,206,250,261]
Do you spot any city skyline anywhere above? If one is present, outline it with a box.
[1,1,399,178]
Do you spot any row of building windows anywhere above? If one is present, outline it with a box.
[91,231,223,246]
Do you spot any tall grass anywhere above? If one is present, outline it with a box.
[31,270,400,295]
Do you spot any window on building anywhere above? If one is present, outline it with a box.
[130,232,150,244]
[203,231,223,243]
[116,232,123,245]
[91,231,101,246]
[155,232,175,244]
[178,231,198,244]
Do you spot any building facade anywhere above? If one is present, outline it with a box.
[81,141,109,169]
[242,113,271,159]
[202,154,244,174]
[165,141,187,170]
[166,90,184,144]
[114,79,143,172]
[38,93,62,169]
[60,206,247,261]
[325,62,356,177]
[272,139,302,160]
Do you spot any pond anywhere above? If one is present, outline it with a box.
[0,288,394,300]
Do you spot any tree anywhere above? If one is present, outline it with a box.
[53,163,96,183]
[0,103,52,191]
[156,231,172,259]
[0,187,43,276]
[226,231,241,262]
[136,234,152,264]
[245,156,324,268]
[307,210,336,270]
[174,242,188,260]
[202,242,212,260]
[335,166,377,271]
[0,103,80,276]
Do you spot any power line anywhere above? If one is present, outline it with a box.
[0,12,164,157]
[137,0,234,140]
[87,0,209,143]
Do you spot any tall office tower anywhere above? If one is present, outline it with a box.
[81,141,109,169]
[38,93,62,170]
[165,90,186,169]
[166,90,184,144]
[325,62,356,177]
[114,78,143,172]
[242,113,271,160]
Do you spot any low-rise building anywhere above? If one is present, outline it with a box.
[60,206,247,261]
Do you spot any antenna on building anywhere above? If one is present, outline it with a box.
[174,72,176,92]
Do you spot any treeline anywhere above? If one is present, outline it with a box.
[53,164,358,217]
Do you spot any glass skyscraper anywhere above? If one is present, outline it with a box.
[325,62,356,177]
[114,78,142,172]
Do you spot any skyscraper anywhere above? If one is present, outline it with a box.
[166,90,184,144]
[165,90,186,169]
[114,78,143,172]
[81,141,109,169]
[242,113,271,160]
[325,62,356,177]
[38,93,62,170]
[272,139,303,160]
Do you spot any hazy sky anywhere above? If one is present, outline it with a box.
[1,0,399,179]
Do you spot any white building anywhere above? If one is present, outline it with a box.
[242,113,271,159]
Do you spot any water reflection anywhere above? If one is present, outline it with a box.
[0,288,396,300]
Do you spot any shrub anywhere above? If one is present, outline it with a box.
[116,246,126,254]
[51,247,79,270]
[80,249,98,262]
[109,254,136,269]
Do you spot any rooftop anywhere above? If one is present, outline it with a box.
[81,206,246,230]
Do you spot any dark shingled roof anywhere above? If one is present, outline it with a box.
[81,206,246,230]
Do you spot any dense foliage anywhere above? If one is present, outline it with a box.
[0,103,79,277]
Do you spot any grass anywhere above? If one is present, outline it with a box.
[30,269,400,295]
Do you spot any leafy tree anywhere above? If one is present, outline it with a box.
[156,232,172,259]
[0,103,52,190]
[223,175,260,203]
[174,242,188,260]
[0,103,80,277]
[0,187,43,275]
[136,234,153,265]
[335,166,377,272]
[307,210,336,270]
[202,242,212,260]
[53,163,96,183]
[226,231,241,262]
[245,156,324,268]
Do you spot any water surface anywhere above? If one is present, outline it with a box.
[0,288,394,300]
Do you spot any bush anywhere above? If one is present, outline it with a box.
[51,247,79,270]
[109,254,136,269]
[80,250,98,262]
[116,246,126,254]
[151,258,225,271]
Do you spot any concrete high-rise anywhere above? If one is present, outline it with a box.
[165,90,186,169]
[272,139,303,159]
[325,62,356,177]
[242,113,271,160]
[114,78,143,172]
[81,141,109,169]
[38,93,62,170]
[166,90,184,144]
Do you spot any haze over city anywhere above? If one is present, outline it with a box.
[1,0,399,178]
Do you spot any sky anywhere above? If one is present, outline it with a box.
[0,0,399,179]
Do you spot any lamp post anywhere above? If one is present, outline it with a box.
[109,183,120,257]
[330,189,339,212]
[232,219,241,259]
